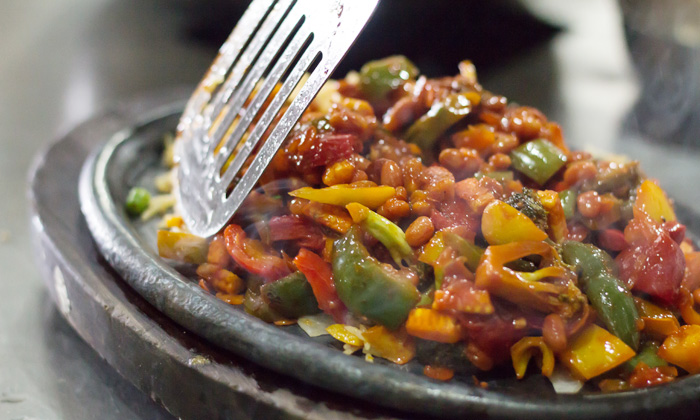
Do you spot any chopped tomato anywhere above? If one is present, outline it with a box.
[629,363,677,388]
[223,224,290,282]
[301,134,359,169]
[433,278,494,315]
[293,248,347,322]
[617,215,685,304]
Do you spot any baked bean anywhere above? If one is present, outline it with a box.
[381,160,404,187]
[577,191,601,219]
[487,153,511,170]
[542,313,567,354]
[439,147,483,177]
[563,160,597,186]
[377,198,410,221]
[351,169,368,183]
[491,132,519,155]
[403,157,425,194]
[349,180,377,188]
[394,186,408,201]
[405,216,435,247]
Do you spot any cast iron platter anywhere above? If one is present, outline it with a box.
[29,89,700,419]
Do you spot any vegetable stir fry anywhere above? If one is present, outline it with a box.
[158,56,700,390]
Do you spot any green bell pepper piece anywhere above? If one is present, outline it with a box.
[559,189,577,220]
[510,139,567,185]
[260,271,320,318]
[562,241,640,350]
[405,92,477,152]
[332,226,420,330]
[359,55,419,102]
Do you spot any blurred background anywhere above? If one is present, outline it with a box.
[2,0,700,418]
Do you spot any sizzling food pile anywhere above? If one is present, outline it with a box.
[156,56,700,389]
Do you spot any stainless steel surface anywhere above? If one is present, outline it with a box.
[3,0,700,419]
[177,0,378,237]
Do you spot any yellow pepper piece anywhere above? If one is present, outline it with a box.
[157,230,208,264]
[289,185,396,209]
[658,324,700,374]
[536,190,569,243]
[635,297,680,337]
[559,324,635,380]
[326,324,364,347]
[678,288,700,326]
[362,325,415,365]
[634,180,676,223]
[510,336,555,379]
[405,308,462,343]
[346,202,371,223]
[481,200,548,245]
[418,231,446,265]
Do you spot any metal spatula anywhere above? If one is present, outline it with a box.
[175,0,378,237]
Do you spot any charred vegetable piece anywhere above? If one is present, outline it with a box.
[346,202,413,265]
[289,185,395,209]
[243,277,284,323]
[405,91,481,152]
[359,55,418,102]
[157,230,208,264]
[332,226,420,330]
[260,271,320,318]
[125,187,150,216]
[505,188,548,232]
[562,241,640,350]
[509,139,567,185]
[415,339,475,374]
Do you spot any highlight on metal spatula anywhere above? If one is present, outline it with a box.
[175,0,379,237]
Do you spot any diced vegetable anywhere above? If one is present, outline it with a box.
[346,202,413,265]
[224,224,291,281]
[562,241,640,350]
[332,226,420,330]
[125,187,150,216]
[406,91,481,152]
[442,232,484,272]
[624,341,667,372]
[481,200,548,245]
[658,325,700,374]
[559,324,636,380]
[510,139,567,185]
[510,336,555,379]
[293,248,347,323]
[475,241,585,316]
[405,308,462,343]
[260,271,320,319]
[359,55,419,102]
[634,180,676,223]
[433,280,494,315]
[326,324,364,347]
[157,230,208,265]
[505,188,548,232]
[634,297,680,337]
[558,189,577,221]
[362,325,415,365]
[289,185,395,209]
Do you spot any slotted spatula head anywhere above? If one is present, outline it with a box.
[175,0,379,237]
